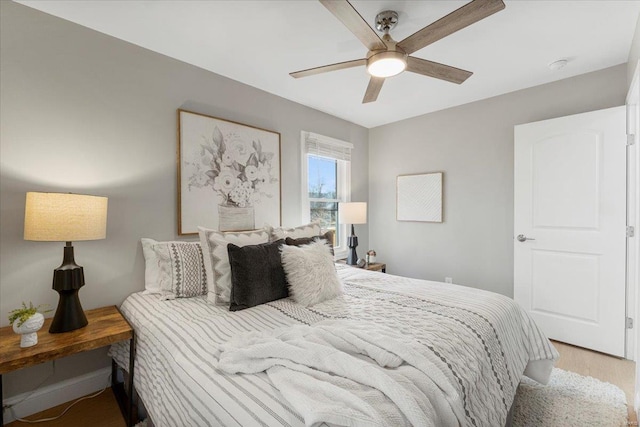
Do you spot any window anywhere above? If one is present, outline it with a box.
[301,131,352,258]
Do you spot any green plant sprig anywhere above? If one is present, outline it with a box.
[8,302,51,327]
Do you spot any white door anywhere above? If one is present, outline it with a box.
[514,106,627,357]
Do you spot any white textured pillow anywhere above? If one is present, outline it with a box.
[141,238,207,298]
[142,238,170,294]
[198,227,269,304]
[280,240,342,307]
[269,222,321,242]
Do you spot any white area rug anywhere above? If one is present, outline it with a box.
[513,368,628,427]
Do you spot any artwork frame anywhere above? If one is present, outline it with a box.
[178,109,281,235]
[396,172,443,223]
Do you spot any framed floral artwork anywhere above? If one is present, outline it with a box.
[397,172,443,223]
[178,110,281,235]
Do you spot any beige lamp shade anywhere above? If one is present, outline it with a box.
[339,202,367,224]
[24,192,108,241]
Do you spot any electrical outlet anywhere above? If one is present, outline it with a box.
[445,277,453,284]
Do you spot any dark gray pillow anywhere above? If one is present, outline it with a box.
[285,231,335,256]
[227,239,288,311]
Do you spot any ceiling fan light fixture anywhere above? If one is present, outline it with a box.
[367,51,407,78]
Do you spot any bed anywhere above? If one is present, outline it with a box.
[110,264,557,427]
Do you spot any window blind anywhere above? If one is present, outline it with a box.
[302,131,353,161]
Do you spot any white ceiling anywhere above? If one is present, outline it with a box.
[17,1,640,128]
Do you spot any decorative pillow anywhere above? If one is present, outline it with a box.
[141,238,207,298]
[268,222,321,242]
[280,240,342,307]
[227,240,288,311]
[198,226,269,304]
[285,230,335,256]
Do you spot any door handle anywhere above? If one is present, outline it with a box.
[516,234,535,242]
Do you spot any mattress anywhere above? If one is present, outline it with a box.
[110,265,557,427]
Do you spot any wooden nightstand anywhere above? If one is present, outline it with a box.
[0,306,136,426]
[337,259,386,273]
[364,262,386,273]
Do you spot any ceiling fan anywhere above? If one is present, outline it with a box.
[290,0,506,103]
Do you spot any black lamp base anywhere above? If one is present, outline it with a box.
[49,242,88,333]
[49,290,88,333]
[346,246,358,265]
[346,224,358,265]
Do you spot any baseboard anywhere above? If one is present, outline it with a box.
[2,367,111,423]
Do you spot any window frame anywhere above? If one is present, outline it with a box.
[301,132,352,260]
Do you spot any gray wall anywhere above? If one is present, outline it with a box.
[0,1,368,398]
[629,13,640,85]
[369,64,627,297]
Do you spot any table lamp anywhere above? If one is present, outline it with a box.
[338,202,367,265]
[24,192,108,333]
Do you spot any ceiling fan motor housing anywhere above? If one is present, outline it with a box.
[369,11,406,78]
[366,29,407,79]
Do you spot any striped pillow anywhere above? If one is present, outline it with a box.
[141,239,207,298]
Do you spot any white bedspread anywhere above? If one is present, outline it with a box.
[110,265,558,427]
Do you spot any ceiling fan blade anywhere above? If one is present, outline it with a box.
[362,77,385,103]
[397,0,505,55]
[406,57,472,84]
[290,58,366,78]
[320,0,387,52]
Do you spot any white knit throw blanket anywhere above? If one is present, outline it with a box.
[216,319,465,427]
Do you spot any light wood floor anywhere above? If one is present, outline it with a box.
[5,387,125,427]
[4,342,637,426]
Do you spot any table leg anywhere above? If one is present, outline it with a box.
[128,332,136,427]
[112,336,136,426]
[1,373,4,426]
[111,360,117,389]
